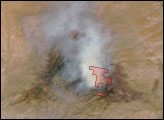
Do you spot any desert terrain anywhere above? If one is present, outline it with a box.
[1,1,163,119]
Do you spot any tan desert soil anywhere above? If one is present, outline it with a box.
[1,1,163,119]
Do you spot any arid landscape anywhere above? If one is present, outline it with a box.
[1,1,163,119]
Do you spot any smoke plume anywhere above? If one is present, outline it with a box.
[23,2,113,92]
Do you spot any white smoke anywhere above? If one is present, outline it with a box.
[23,2,113,92]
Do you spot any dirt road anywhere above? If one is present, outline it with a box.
[1,1,163,119]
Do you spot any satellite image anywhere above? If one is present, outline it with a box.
[1,1,163,119]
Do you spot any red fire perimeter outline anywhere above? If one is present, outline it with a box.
[89,66,112,97]
[89,66,112,88]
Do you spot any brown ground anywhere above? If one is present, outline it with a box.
[1,1,163,119]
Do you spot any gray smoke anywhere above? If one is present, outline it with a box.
[23,2,113,92]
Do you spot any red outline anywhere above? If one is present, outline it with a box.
[89,66,112,88]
